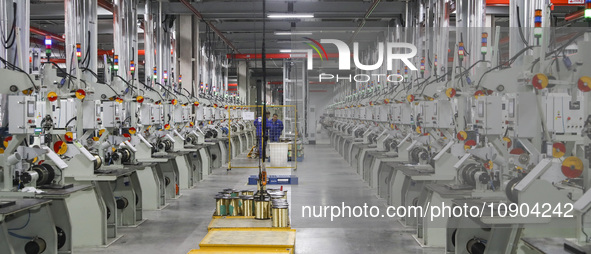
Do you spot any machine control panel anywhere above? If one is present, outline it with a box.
[9,95,37,134]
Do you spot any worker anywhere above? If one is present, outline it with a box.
[269,113,284,142]
[253,111,272,157]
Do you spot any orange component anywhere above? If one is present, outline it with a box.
[164,124,171,130]
[532,73,549,90]
[54,141,68,155]
[562,156,583,179]
[446,88,457,98]
[484,160,494,170]
[578,76,591,92]
[47,91,58,102]
[261,171,267,186]
[406,94,415,103]
[503,137,512,148]
[75,89,86,100]
[552,142,566,158]
[3,136,13,148]
[456,131,468,141]
[128,127,137,135]
[64,132,74,142]
[474,90,485,98]
[136,96,144,103]
[464,139,477,150]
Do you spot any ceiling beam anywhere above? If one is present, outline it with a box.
[179,0,240,53]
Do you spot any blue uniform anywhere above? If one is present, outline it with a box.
[269,119,284,142]
[254,117,272,152]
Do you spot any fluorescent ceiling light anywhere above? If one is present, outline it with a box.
[274,31,313,36]
[280,49,293,53]
[268,13,314,19]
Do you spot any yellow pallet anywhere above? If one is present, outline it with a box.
[208,217,276,231]
[212,215,256,219]
[188,247,293,254]
[199,228,296,251]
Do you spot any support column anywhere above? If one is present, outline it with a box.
[144,0,154,85]
[178,15,193,94]
[193,16,201,95]
[1,0,29,71]
[14,0,28,71]
[238,61,248,104]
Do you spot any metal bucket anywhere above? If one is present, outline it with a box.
[254,197,271,220]
[229,196,241,216]
[272,204,289,227]
[241,195,254,216]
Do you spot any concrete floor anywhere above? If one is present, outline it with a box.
[80,132,441,254]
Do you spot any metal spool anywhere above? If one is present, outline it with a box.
[229,196,241,216]
[371,134,378,142]
[24,237,46,254]
[270,194,284,200]
[163,140,173,151]
[505,177,522,203]
[466,238,486,254]
[116,197,129,209]
[157,141,166,150]
[241,190,254,196]
[459,163,484,187]
[241,195,254,216]
[56,227,66,249]
[221,195,231,215]
[93,154,103,170]
[354,128,363,137]
[119,148,131,163]
[214,194,225,216]
[254,197,271,220]
[185,135,194,144]
[272,203,289,228]
[31,164,55,186]
[409,147,428,164]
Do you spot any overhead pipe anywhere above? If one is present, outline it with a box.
[179,0,240,53]
[97,0,114,13]
[349,0,381,44]
[30,26,65,43]
[565,9,585,22]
